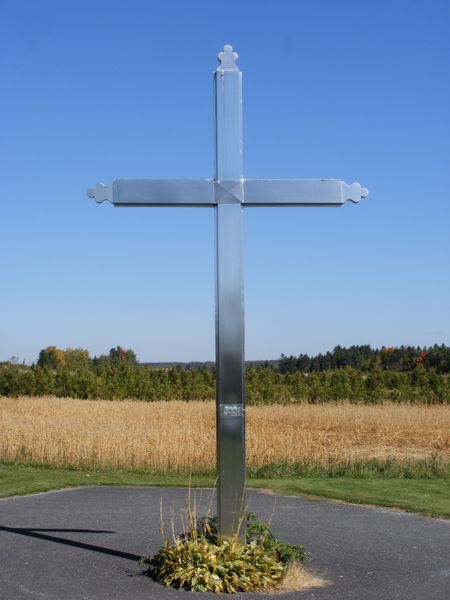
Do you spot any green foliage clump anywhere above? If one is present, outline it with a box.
[153,536,284,593]
[149,511,307,593]
[245,512,307,563]
[201,512,307,563]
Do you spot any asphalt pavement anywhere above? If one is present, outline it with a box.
[0,486,449,599]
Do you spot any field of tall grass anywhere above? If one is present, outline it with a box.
[1,396,449,476]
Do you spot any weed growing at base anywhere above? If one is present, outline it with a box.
[152,534,285,593]
[146,496,308,593]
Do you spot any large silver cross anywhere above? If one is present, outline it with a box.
[87,44,368,542]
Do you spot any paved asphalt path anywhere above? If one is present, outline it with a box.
[0,486,449,599]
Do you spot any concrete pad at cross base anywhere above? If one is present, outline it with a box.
[0,486,449,600]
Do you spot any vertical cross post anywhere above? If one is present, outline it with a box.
[214,46,246,542]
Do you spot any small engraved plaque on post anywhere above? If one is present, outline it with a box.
[220,404,244,417]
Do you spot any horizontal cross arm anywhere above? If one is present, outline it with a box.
[87,180,215,206]
[87,179,368,206]
[243,180,369,206]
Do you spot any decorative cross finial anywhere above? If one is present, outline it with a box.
[87,182,113,203]
[217,44,239,71]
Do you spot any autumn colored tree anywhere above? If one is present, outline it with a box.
[65,348,91,371]
[108,346,138,366]
[37,346,66,369]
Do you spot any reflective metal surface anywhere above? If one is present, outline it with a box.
[86,44,369,545]
[113,179,214,206]
[88,178,368,206]
[244,179,369,205]
[215,202,245,542]
[215,46,243,182]
[215,46,246,542]
[87,182,113,203]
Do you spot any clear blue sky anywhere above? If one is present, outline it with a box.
[1,0,449,363]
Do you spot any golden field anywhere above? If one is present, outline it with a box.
[0,396,449,472]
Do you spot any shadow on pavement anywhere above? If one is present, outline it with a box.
[0,525,142,562]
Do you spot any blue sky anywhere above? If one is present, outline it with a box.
[1,0,449,363]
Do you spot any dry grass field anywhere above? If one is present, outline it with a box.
[1,396,449,473]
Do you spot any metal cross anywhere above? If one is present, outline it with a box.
[87,44,369,542]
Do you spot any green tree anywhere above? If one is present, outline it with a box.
[37,346,66,369]
[65,348,91,371]
[109,346,138,366]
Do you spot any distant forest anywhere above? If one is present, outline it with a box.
[144,344,450,374]
[277,344,450,374]
[0,344,448,404]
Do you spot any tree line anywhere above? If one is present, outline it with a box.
[0,345,448,404]
[278,344,450,374]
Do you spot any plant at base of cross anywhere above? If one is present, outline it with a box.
[245,511,308,564]
[147,506,308,593]
[153,536,284,593]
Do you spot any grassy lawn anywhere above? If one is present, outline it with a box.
[1,463,449,518]
[249,478,450,518]
[0,463,213,497]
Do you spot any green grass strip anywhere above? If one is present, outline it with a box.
[249,478,450,519]
[0,463,448,519]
